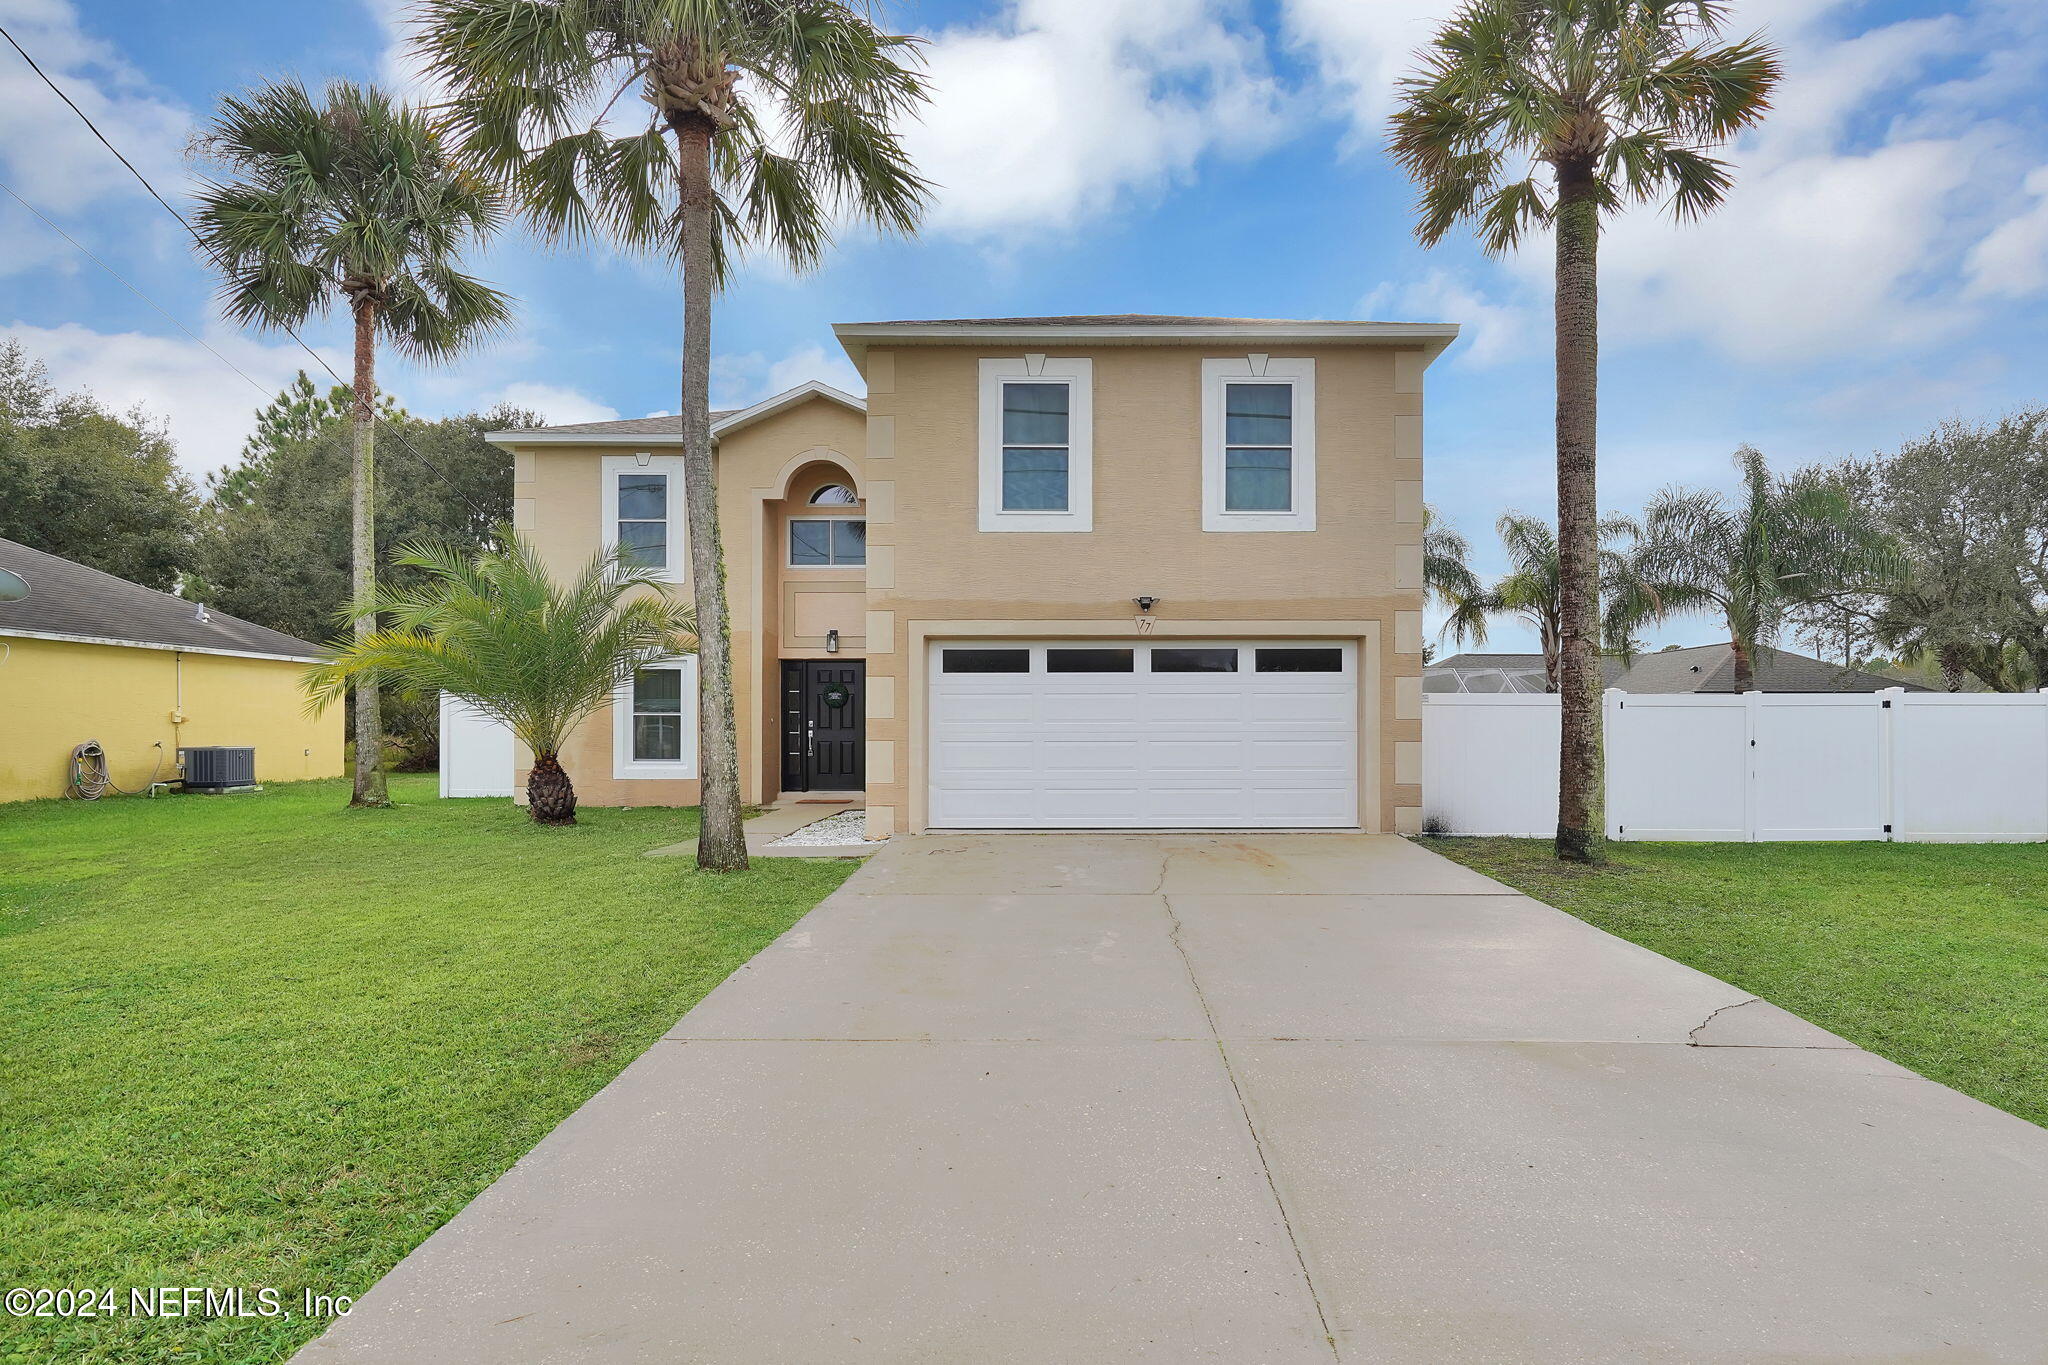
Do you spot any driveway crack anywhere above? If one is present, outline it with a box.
[1688,996,1763,1046]
[1162,894,1341,1361]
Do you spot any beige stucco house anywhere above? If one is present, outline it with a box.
[485,314,1457,837]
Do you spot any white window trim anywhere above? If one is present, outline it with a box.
[600,453,687,583]
[1202,356,1315,532]
[613,654,699,780]
[787,515,867,567]
[978,356,1093,532]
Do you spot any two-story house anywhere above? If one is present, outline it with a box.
[485,314,1457,838]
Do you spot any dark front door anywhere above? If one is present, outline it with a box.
[781,660,866,792]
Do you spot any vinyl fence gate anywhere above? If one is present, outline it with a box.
[1423,688,2048,842]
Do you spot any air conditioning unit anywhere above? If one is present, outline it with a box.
[180,746,257,792]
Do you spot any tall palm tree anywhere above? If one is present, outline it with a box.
[306,536,697,824]
[1635,446,1902,692]
[418,0,931,871]
[1445,511,1689,688]
[193,80,512,809]
[1390,0,1779,862]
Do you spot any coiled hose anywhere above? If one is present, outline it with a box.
[66,740,161,800]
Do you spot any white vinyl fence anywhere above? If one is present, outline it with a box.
[439,695,516,798]
[1424,688,2048,842]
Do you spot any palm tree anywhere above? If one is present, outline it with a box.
[1634,447,1902,692]
[1390,0,1779,862]
[1423,504,1485,622]
[192,80,512,809]
[1445,511,1689,688]
[418,1,932,871]
[306,536,697,824]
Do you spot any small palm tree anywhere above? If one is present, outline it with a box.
[193,79,512,810]
[1423,504,1485,625]
[306,536,697,824]
[1446,512,1690,688]
[418,0,931,871]
[1390,0,1780,861]
[1634,447,1902,692]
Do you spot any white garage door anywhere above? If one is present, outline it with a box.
[928,640,1358,829]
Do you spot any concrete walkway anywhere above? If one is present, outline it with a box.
[300,834,2048,1363]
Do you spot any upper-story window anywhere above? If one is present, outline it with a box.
[978,357,1093,532]
[789,517,866,566]
[600,454,687,582]
[809,483,858,505]
[1202,357,1315,532]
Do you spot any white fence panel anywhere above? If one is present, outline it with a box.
[1424,686,2048,843]
[439,694,516,798]
[1421,695,1558,836]
[1890,693,2048,841]
[1607,694,1749,841]
[1751,694,1887,840]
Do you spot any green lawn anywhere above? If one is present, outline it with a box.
[0,775,856,1365]
[1431,838,2048,1128]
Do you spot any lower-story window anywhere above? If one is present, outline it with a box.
[614,656,699,779]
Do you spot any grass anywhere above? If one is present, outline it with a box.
[1430,838,2048,1128]
[0,775,856,1365]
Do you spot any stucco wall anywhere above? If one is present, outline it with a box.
[509,397,868,808]
[0,636,344,803]
[857,342,1427,835]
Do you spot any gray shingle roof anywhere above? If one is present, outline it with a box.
[840,313,1403,327]
[1615,643,1929,694]
[516,411,738,437]
[0,537,324,659]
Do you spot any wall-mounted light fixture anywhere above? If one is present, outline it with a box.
[825,628,840,654]
[1133,596,1159,613]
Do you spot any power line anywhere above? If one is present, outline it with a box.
[0,176,271,399]
[0,21,496,522]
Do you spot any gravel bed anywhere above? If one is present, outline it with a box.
[767,810,883,847]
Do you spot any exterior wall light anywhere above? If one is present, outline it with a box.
[825,628,840,654]
[1133,596,1159,613]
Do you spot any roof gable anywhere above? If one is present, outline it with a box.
[486,381,864,447]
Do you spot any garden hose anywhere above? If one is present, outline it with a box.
[66,741,161,800]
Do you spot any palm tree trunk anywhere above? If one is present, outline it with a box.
[349,299,389,809]
[1552,160,1603,863]
[1729,635,1757,692]
[527,751,577,825]
[673,113,749,872]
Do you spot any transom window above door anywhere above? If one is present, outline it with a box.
[789,517,866,566]
[978,357,1093,532]
[808,483,858,505]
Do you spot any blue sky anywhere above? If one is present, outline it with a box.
[3,0,2045,653]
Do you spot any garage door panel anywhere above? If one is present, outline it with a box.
[929,640,1358,829]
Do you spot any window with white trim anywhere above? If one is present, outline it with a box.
[600,454,686,582]
[1202,357,1315,532]
[789,517,866,566]
[614,655,698,779]
[978,357,1092,531]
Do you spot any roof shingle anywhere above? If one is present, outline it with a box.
[0,537,325,659]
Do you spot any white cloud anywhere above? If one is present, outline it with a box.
[1284,0,2046,363]
[710,342,863,410]
[2,320,338,474]
[479,382,619,426]
[1361,269,1528,366]
[0,0,190,218]
[908,0,1288,237]
[1967,165,2048,298]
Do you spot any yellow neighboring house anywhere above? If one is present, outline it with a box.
[0,536,343,803]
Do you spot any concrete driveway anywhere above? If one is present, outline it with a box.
[300,833,2048,1363]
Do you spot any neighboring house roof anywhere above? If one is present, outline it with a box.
[832,313,1462,363]
[1425,652,1627,694]
[1613,643,1931,694]
[0,537,325,661]
[484,381,865,447]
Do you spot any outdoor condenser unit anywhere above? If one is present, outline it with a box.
[180,746,257,792]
